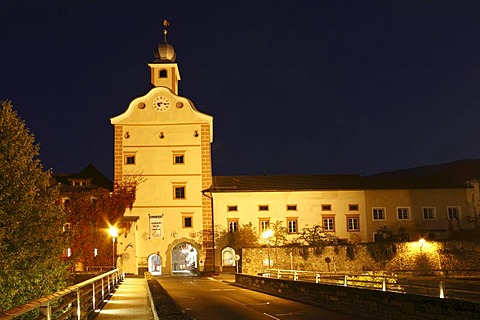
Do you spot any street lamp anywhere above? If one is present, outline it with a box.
[262,229,274,268]
[419,238,425,254]
[109,226,119,269]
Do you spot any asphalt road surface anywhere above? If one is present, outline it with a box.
[156,276,356,320]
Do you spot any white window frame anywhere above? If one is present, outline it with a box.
[372,207,386,220]
[347,217,359,232]
[287,218,298,234]
[422,207,436,220]
[322,217,335,232]
[447,206,461,220]
[259,219,270,233]
[397,207,410,220]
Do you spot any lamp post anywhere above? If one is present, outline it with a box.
[262,229,274,268]
[109,226,119,270]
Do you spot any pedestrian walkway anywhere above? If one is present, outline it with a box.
[95,276,154,320]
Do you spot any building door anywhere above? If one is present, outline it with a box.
[222,247,236,267]
[148,254,162,275]
[172,243,198,273]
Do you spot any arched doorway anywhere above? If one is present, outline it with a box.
[148,254,162,275]
[172,243,198,274]
[222,247,236,267]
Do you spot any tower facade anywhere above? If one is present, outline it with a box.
[110,28,214,275]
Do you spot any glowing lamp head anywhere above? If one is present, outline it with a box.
[262,229,274,240]
[109,226,119,238]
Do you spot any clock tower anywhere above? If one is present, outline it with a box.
[110,23,214,275]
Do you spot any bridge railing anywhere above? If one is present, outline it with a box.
[260,269,480,303]
[0,269,124,320]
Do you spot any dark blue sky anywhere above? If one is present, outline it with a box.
[2,1,480,179]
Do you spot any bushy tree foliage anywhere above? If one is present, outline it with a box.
[64,186,135,268]
[216,222,259,251]
[0,100,69,311]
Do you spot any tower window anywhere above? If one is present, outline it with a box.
[174,155,184,164]
[183,216,193,228]
[228,219,239,233]
[125,155,135,165]
[159,69,167,78]
[174,186,186,199]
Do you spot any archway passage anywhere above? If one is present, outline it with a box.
[172,243,197,274]
[148,254,162,275]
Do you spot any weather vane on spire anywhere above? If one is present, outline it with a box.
[163,19,170,43]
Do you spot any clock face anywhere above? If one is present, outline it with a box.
[152,96,171,112]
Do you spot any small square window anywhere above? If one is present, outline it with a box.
[287,204,297,211]
[349,204,359,211]
[227,205,238,212]
[174,155,184,164]
[183,216,192,228]
[321,204,331,211]
[174,186,185,199]
[259,205,269,211]
[125,155,135,165]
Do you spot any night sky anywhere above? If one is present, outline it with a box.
[2,1,480,179]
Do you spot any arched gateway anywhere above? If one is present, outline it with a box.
[172,243,198,274]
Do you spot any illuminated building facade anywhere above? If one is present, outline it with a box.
[111,29,478,275]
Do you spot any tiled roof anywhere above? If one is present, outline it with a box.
[211,174,364,192]
[210,174,469,192]
[52,164,113,192]
[210,160,480,192]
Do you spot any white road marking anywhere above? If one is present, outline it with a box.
[263,312,280,320]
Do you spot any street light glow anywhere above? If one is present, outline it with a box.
[262,229,273,240]
[109,226,119,238]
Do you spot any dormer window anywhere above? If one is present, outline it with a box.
[159,69,167,78]
[71,179,88,187]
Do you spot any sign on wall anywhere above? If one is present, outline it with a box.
[149,214,164,238]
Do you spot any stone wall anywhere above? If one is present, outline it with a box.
[241,241,480,275]
[235,274,480,320]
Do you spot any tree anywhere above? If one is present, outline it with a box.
[268,220,288,247]
[216,222,259,251]
[295,225,333,255]
[64,185,135,269]
[0,100,69,311]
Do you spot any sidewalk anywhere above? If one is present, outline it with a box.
[95,276,154,320]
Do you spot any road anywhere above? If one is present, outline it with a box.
[155,275,356,320]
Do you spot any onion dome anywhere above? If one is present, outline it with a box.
[154,19,176,62]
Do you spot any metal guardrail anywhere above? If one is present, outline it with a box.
[0,269,124,320]
[260,269,480,303]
